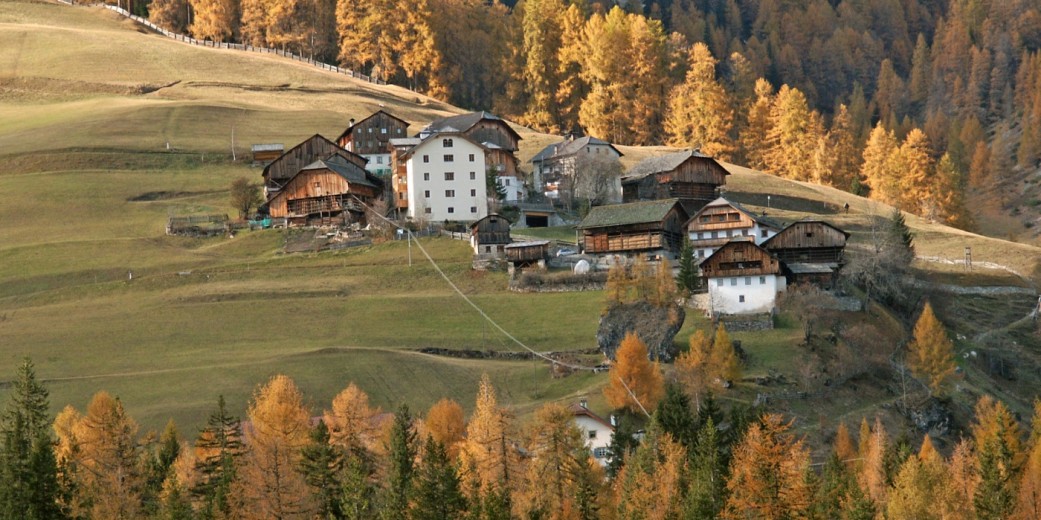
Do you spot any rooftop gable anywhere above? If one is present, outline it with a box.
[686,197,783,229]
[578,199,683,229]
[623,149,727,180]
[335,109,410,143]
[424,111,523,143]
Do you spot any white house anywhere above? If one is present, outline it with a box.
[404,133,488,222]
[530,135,623,200]
[686,197,783,260]
[569,402,614,466]
[496,175,525,202]
[700,241,787,315]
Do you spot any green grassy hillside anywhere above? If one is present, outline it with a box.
[3,0,1041,439]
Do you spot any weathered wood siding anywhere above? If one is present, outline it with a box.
[581,206,687,254]
[764,222,847,264]
[700,242,781,278]
[263,136,364,188]
[268,169,379,218]
[341,112,409,155]
[505,244,549,262]
[466,120,519,151]
[471,215,512,245]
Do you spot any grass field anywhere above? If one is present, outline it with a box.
[4,0,1041,435]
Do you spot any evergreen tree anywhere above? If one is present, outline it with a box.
[382,404,417,520]
[340,448,376,520]
[654,382,697,452]
[298,421,344,519]
[886,208,916,267]
[684,416,727,519]
[192,395,245,519]
[606,412,639,479]
[973,396,1021,520]
[615,423,688,519]
[676,237,699,295]
[143,420,181,516]
[412,436,467,520]
[907,302,957,396]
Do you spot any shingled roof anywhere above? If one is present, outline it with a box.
[299,153,379,189]
[623,149,723,180]
[424,111,522,142]
[530,136,622,163]
[578,199,682,229]
[688,197,784,229]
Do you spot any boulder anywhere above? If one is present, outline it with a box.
[597,301,685,362]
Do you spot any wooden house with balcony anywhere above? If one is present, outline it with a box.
[686,197,783,260]
[700,241,787,315]
[266,153,383,227]
[261,135,367,198]
[421,111,522,177]
[336,110,410,177]
[762,220,849,288]
[621,149,729,214]
[577,199,688,257]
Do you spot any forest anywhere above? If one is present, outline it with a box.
[133,0,1041,231]
[2,343,1040,520]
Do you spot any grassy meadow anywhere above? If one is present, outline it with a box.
[3,0,1041,436]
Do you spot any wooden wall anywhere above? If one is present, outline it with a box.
[472,215,512,245]
[765,222,847,250]
[343,113,409,155]
[268,169,379,218]
[264,137,352,187]
[700,242,781,278]
[467,121,519,151]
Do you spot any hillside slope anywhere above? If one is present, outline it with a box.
[2,0,1041,440]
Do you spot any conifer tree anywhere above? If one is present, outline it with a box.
[709,322,742,387]
[382,404,417,520]
[834,422,857,467]
[722,414,812,519]
[459,375,513,503]
[519,403,590,518]
[886,435,948,520]
[907,302,957,396]
[298,421,344,519]
[763,84,822,181]
[858,417,888,505]
[739,78,774,170]
[324,382,382,455]
[424,398,465,459]
[898,128,937,214]
[143,419,181,516]
[340,447,377,520]
[665,42,735,160]
[412,436,467,520]
[685,415,727,518]
[149,0,189,33]
[861,123,900,203]
[605,413,639,479]
[972,395,1022,520]
[520,0,565,132]
[614,424,687,519]
[654,382,697,452]
[603,332,665,414]
[676,329,711,408]
[192,395,245,518]
[676,237,699,295]
[654,257,676,307]
[1013,401,1041,520]
[188,0,238,42]
[555,2,588,133]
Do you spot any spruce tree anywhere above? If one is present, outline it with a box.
[654,382,697,452]
[192,395,244,519]
[299,421,344,519]
[412,436,467,520]
[676,237,699,295]
[382,404,417,520]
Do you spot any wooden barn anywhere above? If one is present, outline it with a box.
[261,135,367,198]
[251,143,284,166]
[266,154,383,227]
[422,111,522,176]
[621,149,729,214]
[336,109,410,155]
[700,241,786,315]
[504,241,551,267]
[470,214,512,255]
[577,199,689,257]
[762,220,849,288]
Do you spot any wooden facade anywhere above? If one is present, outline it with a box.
[505,241,550,263]
[622,150,729,214]
[578,200,689,256]
[686,198,780,251]
[251,144,284,166]
[762,221,848,264]
[262,135,366,195]
[267,156,382,227]
[699,241,782,279]
[425,112,522,177]
[389,137,420,211]
[470,214,512,254]
[336,110,409,155]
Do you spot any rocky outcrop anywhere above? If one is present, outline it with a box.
[597,301,685,362]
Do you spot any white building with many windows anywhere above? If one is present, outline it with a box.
[404,133,488,222]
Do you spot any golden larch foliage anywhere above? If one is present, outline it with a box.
[614,427,688,519]
[519,402,590,519]
[424,398,465,459]
[459,374,515,498]
[907,302,957,396]
[721,413,812,519]
[188,0,239,42]
[861,123,900,205]
[710,322,742,385]
[834,422,857,466]
[323,382,383,453]
[972,395,1023,467]
[675,329,711,406]
[1013,402,1041,519]
[858,417,888,505]
[665,42,735,160]
[237,374,314,519]
[603,331,665,414]
[943,439,980,520]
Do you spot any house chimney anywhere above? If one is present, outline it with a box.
[579,399,588,409]
[348,118,356,129]
[610,414,617,427]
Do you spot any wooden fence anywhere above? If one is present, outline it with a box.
[55,0,386,86]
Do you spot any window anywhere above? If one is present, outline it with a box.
[731,230,740,237]
[470,172,476,180]
[471,206,478,213]
[712,231,719,239]
[381,127,387,134]
[445,190,455,197]
[739,295,745,303]
[716,215,726,222]
[504,179,511,186]
[702,232,710,239]
[423,173,430,181]
[469,153,475,162]
[423,155,429,163]
[444,172,455,181]
[717,279,724,287]
[730,278,737,286]
[396,128,402,134]
[443,138,453,148]
[745,277,751,285]
[696,249,703,258]
[761,229,768,238]
[806,232,814,238]
[424,207,431,214]
[398,193,405,200]
[705,249,711,257]
[376,156,383,164]
[424,190,430,198]
[470,189,477,196]
[759,276,766,284]
[368,127,373,133]
[444,154,454,162]
[593,447,609,459]
[448,207,454,214]
[588,430,597,439]
[486,246,492,253]
[700,216,711,222]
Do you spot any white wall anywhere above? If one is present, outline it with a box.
[496,175,524,202]
[573,415,614,465]
[406,137,488,222]
[707,274,786,314]
[691,223,779,259]
[362,153,392,176]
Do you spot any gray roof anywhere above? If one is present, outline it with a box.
[504,240,551,249]
[300,154,378,189]
[786,262,840,274]
[424,111,522,142]
[688,197,784,230]
[623,149,719,180]
[389,137,422,147]
[530,136,622,163]
[251,143,284,152]
[578,199,682,229]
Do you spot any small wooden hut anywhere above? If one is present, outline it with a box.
[504,240,551,268]
[577,199,688,257]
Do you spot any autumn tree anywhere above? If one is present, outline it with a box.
[665,42,735,160]
[739,78,774,170]
[763,84,823,181]
[1013,401,1041,519]
[861,123,900,204]
[458,374,514,506]
[323,382,382,455]
[230,176,262,220]
[886,436,949,520]
[518,403,591,518]
[520,0,565,132]
[424,398,465,459]
[907,302,957,396]
[722,414,812,519]
[614,423,688,519]
[298,421,344,519]
[236,374,313,519]
[709,322,742,387]
[188,0,239,42]
[897,128,937,214]
[973,395,1022,520]
[149,0,189,33]
[192,395,245,518]
[675,329,711,408]
[603,332,665,414]
[857,417,888,506]
[555,2,588,133]
[142,419,181,515]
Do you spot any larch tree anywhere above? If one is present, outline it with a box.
[972,395,1022,520]
[520,0,565,132]
[603,332,665,415]
[149,0,189,33]
[907,302,957,396]
[1013,402,1041,520]
[886,435,949,520]
[578,8,633,145]
[626,14,669,146]
[721,413,812,519]
[665,42,735,160]
[519,403,590,518]
[424,398,465,459]
[861,123,900,204]
[739,78,774,170]
[763,84,822,181]
[898,128,937,215]
[188,0,239,42]
[459,374,514,503]
[238,0,270,46]
[834,422,857,467]
[555,2,588,133]
[236,374,314,519]
[858,417,888,506]
[828,104,863,191]
[675,329,711,409]
[614,424,688,519]
[323,382,382,455]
